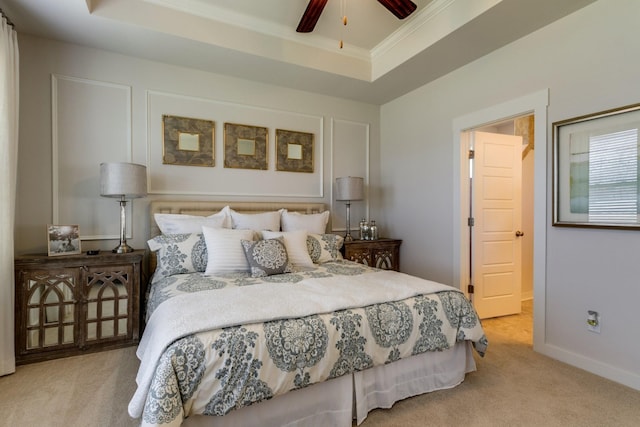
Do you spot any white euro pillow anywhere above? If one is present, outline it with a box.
[262,230,314,269]
[154,207,230,234]
[229,208,281,231]
[280,209,329,234]
[203,226,255,275]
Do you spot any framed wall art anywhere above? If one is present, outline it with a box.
[276,129,314,173]
[553,103,640,229]
[47,224,81,256]
[162,115,215,167]
[224,123,268,170]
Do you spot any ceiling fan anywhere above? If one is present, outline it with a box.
[296,0,418,33]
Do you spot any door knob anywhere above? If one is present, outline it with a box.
[515,230,524,237]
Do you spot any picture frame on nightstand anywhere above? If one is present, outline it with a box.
[47,224,81,256]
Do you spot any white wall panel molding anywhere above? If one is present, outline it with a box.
[146,90,323,197]
[330,118,370,232]
[51,74,133,240]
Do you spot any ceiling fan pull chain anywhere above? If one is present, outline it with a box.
[341,0,347,23]
[340,0,345,48]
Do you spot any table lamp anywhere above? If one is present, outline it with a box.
[100,162,147,253]
[335,176,364,241]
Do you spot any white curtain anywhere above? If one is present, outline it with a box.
[0,11,19,376]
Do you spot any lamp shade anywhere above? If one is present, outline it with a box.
[100,162,147,198]
[335,176,364,201]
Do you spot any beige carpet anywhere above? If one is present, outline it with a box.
[0,345,139,427]
[359,300,640,426]
[1,300,639,427]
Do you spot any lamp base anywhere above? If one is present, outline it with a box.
[344,201,354,243]
[112,198,135,253]
[112,243,135,254]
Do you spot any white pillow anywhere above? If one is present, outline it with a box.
[229,209,281,231]
[203,226,255,275]
[281,210,329,234]
[262,230,314,269]
[154,207,230,234]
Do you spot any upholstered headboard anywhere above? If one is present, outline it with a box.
[148,200,328,238]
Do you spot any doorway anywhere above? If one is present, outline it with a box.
[451,89,549,349]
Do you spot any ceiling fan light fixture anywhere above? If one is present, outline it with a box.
[296,0,417,48]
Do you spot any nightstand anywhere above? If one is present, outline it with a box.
[14,250,143,364]
[342,238,402,271]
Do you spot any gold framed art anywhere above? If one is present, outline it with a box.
[162,115,215,167]
[224,123,268,170]
[276,129,314,173]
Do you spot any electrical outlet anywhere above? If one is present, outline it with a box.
[587,310,601,333]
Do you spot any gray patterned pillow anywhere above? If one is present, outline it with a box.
[306,233,344,264]
[147,233,208,280]
[241,237,293,278]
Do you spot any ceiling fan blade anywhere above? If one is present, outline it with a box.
[296,0,329,33]
[377,0,417,19]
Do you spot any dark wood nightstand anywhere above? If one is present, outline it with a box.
[342,238,402,271]
[14,250,143,364]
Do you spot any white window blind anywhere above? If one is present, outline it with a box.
[588,128,639,223]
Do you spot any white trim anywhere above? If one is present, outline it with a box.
[141,0,371,60]
[51,74,133,240]
[542,343,640,391]
[452,88,549,353]
[51,75,60,223]
[330,118,370,232]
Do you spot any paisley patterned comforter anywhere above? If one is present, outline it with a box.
[129,261,487,427]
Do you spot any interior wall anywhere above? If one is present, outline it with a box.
[380,0,640,390]
[15,35,380,255]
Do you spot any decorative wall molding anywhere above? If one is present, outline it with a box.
[330,118,370,232]
[51,74,133,240]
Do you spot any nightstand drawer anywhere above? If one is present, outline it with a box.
[342,238,401,271]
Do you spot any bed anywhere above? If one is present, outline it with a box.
[128,201,488,427]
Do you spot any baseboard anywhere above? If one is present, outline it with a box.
[521,292,533,301]
[538,342,640,391]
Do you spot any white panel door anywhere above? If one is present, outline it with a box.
[472,131,522,319]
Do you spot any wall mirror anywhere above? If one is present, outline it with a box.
[553,103,640,229]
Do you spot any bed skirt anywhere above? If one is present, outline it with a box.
[182,341,475,427]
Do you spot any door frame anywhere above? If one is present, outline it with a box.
[452,89,548,352]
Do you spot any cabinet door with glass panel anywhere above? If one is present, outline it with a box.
[82,264,134,346]
[16,268,81,356]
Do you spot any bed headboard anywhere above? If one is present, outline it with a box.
[149,200,328,238]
